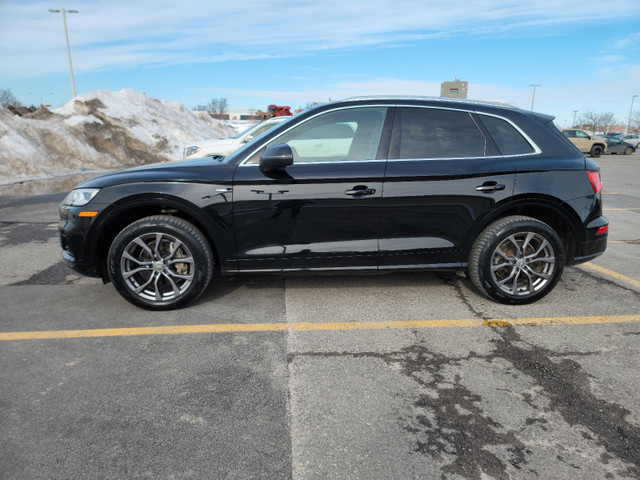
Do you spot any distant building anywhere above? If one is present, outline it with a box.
[441,79,468,99]
[226,108,260,120]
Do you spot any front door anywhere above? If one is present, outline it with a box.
[232,106,390,272]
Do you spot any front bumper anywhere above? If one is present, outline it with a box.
[58,204,103,277]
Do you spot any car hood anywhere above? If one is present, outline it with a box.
[191,137,237,148]
[76,158,237,189]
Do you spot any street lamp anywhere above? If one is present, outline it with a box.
[48,8,79,99]
[627,95,638,134]
[572,110,578,128]
[529,84,541,111]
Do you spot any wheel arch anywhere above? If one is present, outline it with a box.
[465,195,583,264]
[87,194,231,282]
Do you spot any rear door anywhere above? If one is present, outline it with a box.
[379,106,522,268]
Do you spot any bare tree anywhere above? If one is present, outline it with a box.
[0,89,22,108]
[192,98,229,115]
[204,98,227,114]
[599,112,617,134]
[579,110,605,134]
[578,110,623,134]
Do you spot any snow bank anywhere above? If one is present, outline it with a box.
[0,89,238,185]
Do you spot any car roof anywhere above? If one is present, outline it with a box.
[343,95,521,111]
[330,95,556,123]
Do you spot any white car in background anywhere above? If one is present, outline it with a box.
[183,116,290,159]
[613,133,640,148]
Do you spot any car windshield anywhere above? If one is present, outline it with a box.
[232,120,282,140]
[232,123,262,139]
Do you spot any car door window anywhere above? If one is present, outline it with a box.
[245,107,387,164]
[391,107,487,159]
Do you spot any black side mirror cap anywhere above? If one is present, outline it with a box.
[259,144,294,172]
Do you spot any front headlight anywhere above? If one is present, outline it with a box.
[184,146,201,157]
[63,188,100,206]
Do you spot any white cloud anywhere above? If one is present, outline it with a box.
[2,0,640,78]
[611,32,640,50]
[597,55,626,63]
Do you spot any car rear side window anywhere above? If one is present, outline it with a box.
[479,115,535,155]
[392,107,487,159]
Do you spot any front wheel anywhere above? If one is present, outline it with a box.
[589,145,604,158]
[469,216,564,304]
[624,146,634,155]
[108,215,214,310]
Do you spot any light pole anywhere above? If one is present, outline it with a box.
[529,84,541,111]
[572,110,578,128]
[627,95,638,134]
[48,8,79,99]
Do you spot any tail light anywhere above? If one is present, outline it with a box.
[586,170,602,194]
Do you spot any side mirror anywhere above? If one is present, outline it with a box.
[260,144,294,172]
[242,135,254,143]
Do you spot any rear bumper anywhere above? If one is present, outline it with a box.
[571,216,608,265]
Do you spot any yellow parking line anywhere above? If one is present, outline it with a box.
[1,315,639,341]
[581,262,640,290]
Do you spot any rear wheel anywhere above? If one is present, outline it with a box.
[108,215,213,310]
[589,145,604,158]
[469,216,564,304]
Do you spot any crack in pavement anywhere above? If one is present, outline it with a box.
[483,326,640,478]
[290,327,640,479]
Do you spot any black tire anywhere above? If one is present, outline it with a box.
[108,215,214,310]
[589,145,603,158]
[624,146,633,155]
[469,216,564,305]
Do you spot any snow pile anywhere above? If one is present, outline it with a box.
[0,89,238,185]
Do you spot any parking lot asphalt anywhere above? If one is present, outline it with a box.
[1,153,639,479]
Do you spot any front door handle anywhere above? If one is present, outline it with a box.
[475,182,506,193]
[345,185,376,197]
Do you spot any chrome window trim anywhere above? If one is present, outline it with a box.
[473,111,542,155]
[238,105,394,166]
[390,103,542,157]
[237,103,542,166]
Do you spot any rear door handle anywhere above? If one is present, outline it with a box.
[475,182,506,193]
[345,185,376,197]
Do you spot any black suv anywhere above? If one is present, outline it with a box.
[59,97,608,310]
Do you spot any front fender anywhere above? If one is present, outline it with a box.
[84,183,236,279]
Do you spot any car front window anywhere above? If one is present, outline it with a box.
[245,107,387,164]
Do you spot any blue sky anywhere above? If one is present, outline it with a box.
[1,0,639,127]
